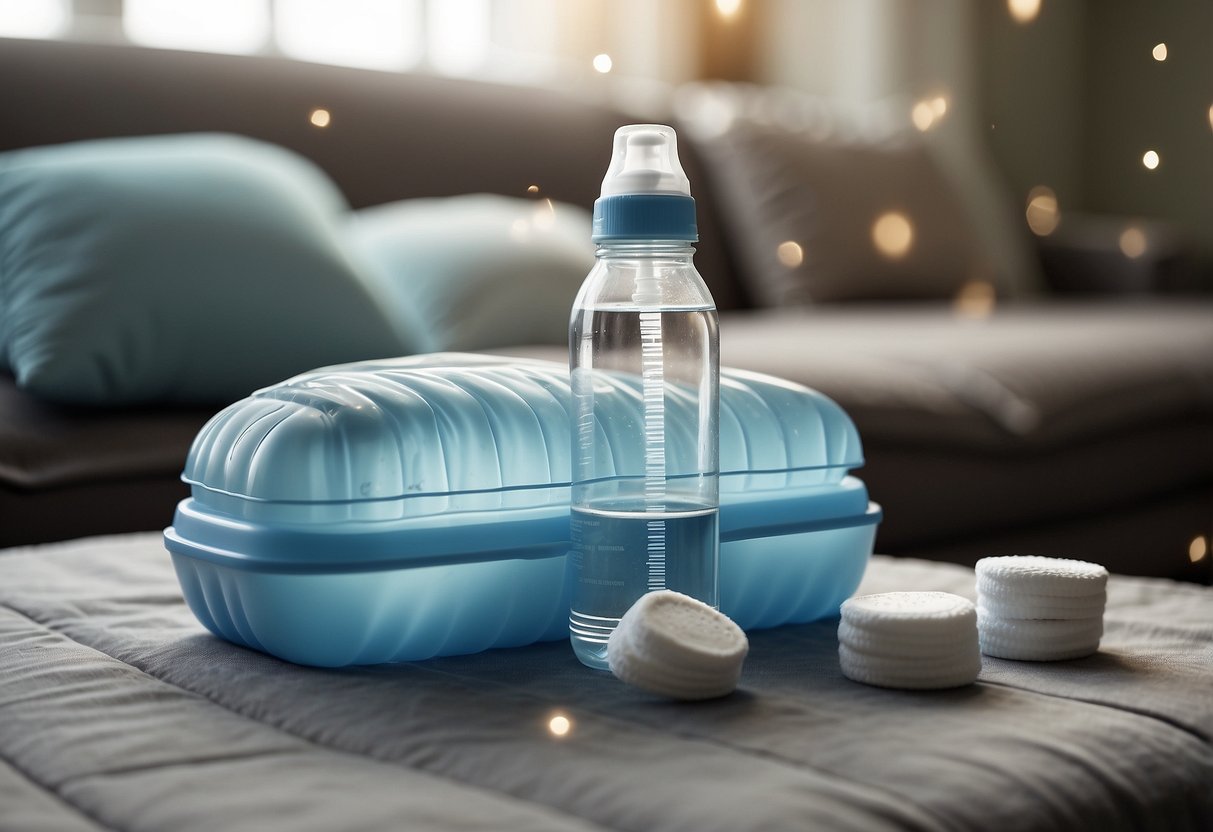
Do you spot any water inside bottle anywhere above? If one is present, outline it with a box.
[569,502,720,670]
[569,304,719,670]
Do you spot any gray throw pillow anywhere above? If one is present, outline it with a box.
[699,119,1032,304]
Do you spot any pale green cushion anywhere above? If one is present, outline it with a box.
[348,194,594,351]
[0,134,422,406]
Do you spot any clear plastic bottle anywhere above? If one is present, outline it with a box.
[568,124,720,670]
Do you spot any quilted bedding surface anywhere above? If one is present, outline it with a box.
[1,534,1211,832]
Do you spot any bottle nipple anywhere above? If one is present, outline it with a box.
[599,124,691,198]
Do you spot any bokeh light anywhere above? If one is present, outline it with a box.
[912,101,936,132]
[1118,226,1147,259]
[953,280,996,320]
[1152,43,1167,62]
[1007,0,1041,24]
[1142,150,1160,170]
[872,212,913,259]
[592,53,613,74]
[1025,186,1060,236]
[548,714,573,737]
[911,96,948,132]
[309,108,331,127]
[715,0,742,19]
[1190,535,1209,564]
[776,241,804,268]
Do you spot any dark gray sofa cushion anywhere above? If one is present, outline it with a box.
[715,302,1213,450]
[0,372,212,547]
[505,301,1213,453]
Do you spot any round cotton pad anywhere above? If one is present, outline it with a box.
[619,590,748,671]
[838,644,979,676]
[977,582,1107,610]
[838,592,981,690]
[978,636,1100,662]
[839,650,982,690]
[838,620,977,661]
[607,591,748,700]
[978,609,1102,661]
[975,556,1108,597]
[977,609,1103,644]
[841,592,978,637]
[610,622,730,684]
[979,594,1105,621]
[609,633,740,700]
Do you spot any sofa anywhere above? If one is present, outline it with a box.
[1,36,1210,583]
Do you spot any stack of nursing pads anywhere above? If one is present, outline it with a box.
[837,592,982,689]
[607,591,749,700]
[975,556,1108,661]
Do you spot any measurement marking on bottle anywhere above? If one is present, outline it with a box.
[638,310,668,591]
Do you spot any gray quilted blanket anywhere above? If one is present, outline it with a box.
[1,534,1211,831]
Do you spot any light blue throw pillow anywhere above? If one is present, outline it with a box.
[348,194,594,352]
[0,134,422,405]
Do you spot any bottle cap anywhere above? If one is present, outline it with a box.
[600,125,691,197]
[593,124,697,242]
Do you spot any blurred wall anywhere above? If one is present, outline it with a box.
[978,0,1086,209]
[755,0,840,97]
[980,0,1212,252]
[755,0,1212,253]
[1080,0,1213,250]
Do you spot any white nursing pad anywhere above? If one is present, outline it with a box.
[840,592,978,637]
[838,650,982,690]
[607,590,748,700]
[976,556,1108,597]
[611,622,730,683]
[837,620,977,661]
[979,632,1101,661]
[977,635,1100,662]
[975,555,1107,661]
[838,644,978,676]
[979,593,1106,621]
[977,581,1107,610]
[620,590,749,669]
[838,592,981,690]
[978,608,1102,661]
[609,629,743,700]
[977,609,1103,643]
[609,636,740,700]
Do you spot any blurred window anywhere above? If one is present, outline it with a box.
[1,0,496,77]
[0,0,70,38]
[276,0,423,71]
[427,0,490,76]
[124,0,271,54]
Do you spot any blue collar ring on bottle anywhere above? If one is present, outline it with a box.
[591,124,698,243]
